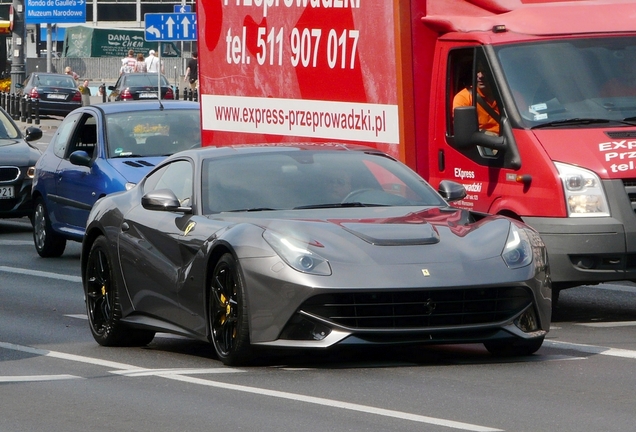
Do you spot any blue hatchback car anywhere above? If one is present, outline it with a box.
[32,100,201,257]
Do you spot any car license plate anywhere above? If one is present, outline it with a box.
[48,94,67,100]
[139,92,157,99]
[0,186,14,199]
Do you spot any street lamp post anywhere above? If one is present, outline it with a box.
[10,0,26,94]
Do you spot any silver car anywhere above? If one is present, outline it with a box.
[81,144,551,365]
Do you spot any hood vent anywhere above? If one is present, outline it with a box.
[606,131,636,139]
[123,160,155,168]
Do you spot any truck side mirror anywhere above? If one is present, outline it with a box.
[453,106,506,151]
[453,106,479,148]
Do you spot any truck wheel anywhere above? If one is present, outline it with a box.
[33,198,66,258]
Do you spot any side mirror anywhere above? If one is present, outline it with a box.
[107,85,115,90]
[453,106,506,151]
[24,126,43,142]
[453,107,479,149]
[141,188,191,213]
[69,150,93,168]
[438,180,467,202]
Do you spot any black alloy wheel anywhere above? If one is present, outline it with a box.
[85,236,155,346]
[209,253,252,366]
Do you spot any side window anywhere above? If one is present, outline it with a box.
[144,160,193,206]
[52,112,82,158]
[448,48,504,161]
[64,115,98,160]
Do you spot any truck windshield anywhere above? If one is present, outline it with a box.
[496,37,636,128]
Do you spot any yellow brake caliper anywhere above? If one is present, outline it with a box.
[220,294,228,325]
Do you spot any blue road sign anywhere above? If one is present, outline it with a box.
[174,5,192,13]
[144,13,197,42]
[26,0,87,24]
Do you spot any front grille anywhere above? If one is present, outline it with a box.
[622,179,636,213]
[301,287,532,329]
[0,167,20,182]
[607,131,636,139]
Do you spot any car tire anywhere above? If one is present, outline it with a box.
[33,197,66,258]
[209,253,252,366]
[484,336,544,357]
[85,236,155,347]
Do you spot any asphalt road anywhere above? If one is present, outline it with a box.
[1,216,636,432]
[4,116,636,431]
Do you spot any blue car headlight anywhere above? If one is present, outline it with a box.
[263,230,332,276]
[501,224,533,269]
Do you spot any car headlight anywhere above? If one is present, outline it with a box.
[125,182,136,190]
[26,166,36,179]
[554,162,609,217]
[502,224,533,269]
[263,230,331,276]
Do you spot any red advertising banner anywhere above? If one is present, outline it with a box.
[196,0,400,157]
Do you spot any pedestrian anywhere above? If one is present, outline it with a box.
[145,49,164,74]
[80,80,92,106]
[135,53,147,73]
[64,66,79,82]
[120,49,136,75]
[184,51,198,89]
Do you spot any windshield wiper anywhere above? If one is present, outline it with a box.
[294,202,384,209]
[227,207,277,212]
[531,118,612,129]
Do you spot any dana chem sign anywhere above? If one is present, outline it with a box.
[26,0,86,24]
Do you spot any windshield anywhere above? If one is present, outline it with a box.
[496,37,636,128]
[105,109,200,158]
[201,151,447,214]
[124,74,170,87]
[34,75,77,88]
[0,110,20,141]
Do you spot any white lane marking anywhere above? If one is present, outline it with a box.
[0,341,502,432]
[0,341,139,370]
[112,368,243,377]
[0,374,82,383]
[575,321,636,328]
[0,266,81,283]
[0,240,34,246]
[163,373,503,431]
[545,340,636,359]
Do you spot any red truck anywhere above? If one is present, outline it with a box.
[195,0,636,298]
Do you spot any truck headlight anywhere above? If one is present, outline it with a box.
[263,230,332,276]
[554,162,610,217]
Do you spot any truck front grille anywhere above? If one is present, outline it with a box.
[622,179,636,212]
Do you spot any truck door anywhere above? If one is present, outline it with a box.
[431,47,519,214]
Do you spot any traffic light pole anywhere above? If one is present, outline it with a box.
[10,0,26,94]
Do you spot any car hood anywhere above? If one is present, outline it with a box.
[0,140,40,166]
[219,207,512,265]
[106,156,165,183]
[532,127,636,180]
